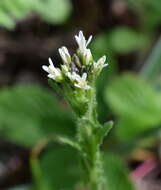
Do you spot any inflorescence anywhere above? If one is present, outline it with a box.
[42,31,108,90]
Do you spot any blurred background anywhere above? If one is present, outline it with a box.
[0,0,161,190]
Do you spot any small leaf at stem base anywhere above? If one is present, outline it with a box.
[96,121,113,146]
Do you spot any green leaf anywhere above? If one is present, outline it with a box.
[1,0,29,19]
[33,0,72,24]
[0,8,15,29]
[105,73,161,126]
[104,74,161,141]
[0,85,75,146]
[40,143,80,189]
[140,36,161,81]
[115,118,154,142]
[108,27,148,54]
[0,0,72,29]
[96,121,113,145]
[103,153,134,190]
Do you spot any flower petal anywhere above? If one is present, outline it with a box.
[42,65,49,72]
[86,35,92,46]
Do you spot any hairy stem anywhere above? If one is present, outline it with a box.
[77,86,105,190]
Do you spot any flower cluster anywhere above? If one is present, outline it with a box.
[42,31,108,90]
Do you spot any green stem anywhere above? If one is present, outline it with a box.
[77,86,105,190]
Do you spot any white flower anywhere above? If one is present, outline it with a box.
[66,72,80,82]
[42,58,62,81]
[70,72,91,90]
[93,56,108,71]
[75,31,92,56]
[42,31,108,88]
[85,49,92,65]
[67,72,77,81]
[74,73,91,90]
[66,72,90,90]
[58,46,71,64]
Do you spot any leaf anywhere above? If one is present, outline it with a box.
[104,74,161,141]
[140,36,161,81]
[96,121,113,145]
[108,27,148,54]
[0,85,75,146]
[0,0,72,29]
[115,118,154,142]
[33,0,72,24]
[1,0,29,19]
[39,143,80,189]
[103,153,134,190]
[0,8,15,29]
[105,74,161,127]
